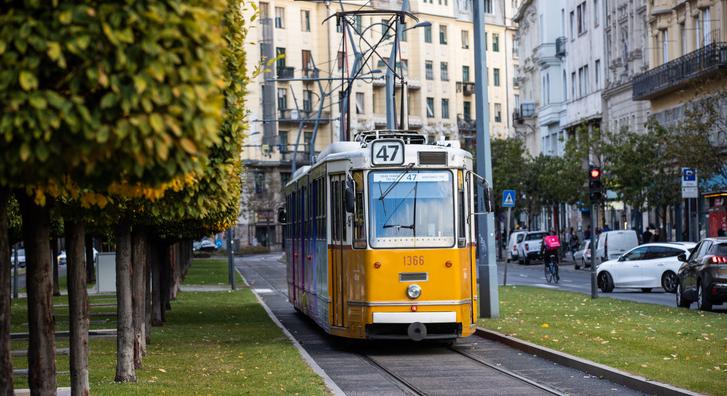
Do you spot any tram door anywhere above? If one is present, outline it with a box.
[466,172,476,324]
[330,175,346,327]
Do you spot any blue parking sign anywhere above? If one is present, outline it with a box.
[502,190,516,208]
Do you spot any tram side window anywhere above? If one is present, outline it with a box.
[353,172,366,248]
[331,180,338,242]
[458,171,467,247]
[317,178,325,240]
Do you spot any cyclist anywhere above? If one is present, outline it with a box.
[540,230,561,282]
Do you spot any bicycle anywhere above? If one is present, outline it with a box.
[543,253,559,284]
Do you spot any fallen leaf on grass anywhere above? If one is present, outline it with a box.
[158,368,167,373]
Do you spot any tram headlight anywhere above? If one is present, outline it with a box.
[406,284,422,299]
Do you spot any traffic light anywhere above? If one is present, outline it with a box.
[588,166,603,202]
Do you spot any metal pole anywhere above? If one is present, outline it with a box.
[503,207,511,286]
[226,229,235,290]
[473,0,498,318]
[385,16,401,129]
[13,244,18,299]
[590,203,598,299]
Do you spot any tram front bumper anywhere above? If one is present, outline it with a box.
[366,312,460,340]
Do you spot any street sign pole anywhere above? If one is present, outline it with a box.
[590,203,598,299]
[473,0,498,318]
[226,228,236,290]
[504,207,511,286]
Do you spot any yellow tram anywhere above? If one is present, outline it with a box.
[282,130,488,340]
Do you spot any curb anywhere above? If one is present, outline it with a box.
[235,266,345,396]
[475,328,702,396]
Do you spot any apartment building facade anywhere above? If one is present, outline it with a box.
[563,0,605,139]
[239,0,520,249]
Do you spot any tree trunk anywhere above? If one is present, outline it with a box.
[85,235,95,284]
[18,193,56,394]
[160,244,170,318]
[151,241,163,326]
[114,224,136,383]
[65,220,89,396]
[0,190,14,396]
[144,240,152,343]
[131,230,147,368]
[52,238,60,296]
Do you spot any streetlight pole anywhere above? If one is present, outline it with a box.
[473,0,498,318]
[226,228,235,290]
[590,203,598,299]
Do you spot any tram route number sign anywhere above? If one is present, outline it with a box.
[371,139,405,166]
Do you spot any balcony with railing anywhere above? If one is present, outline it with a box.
[456,81,475,96]
[277,66,295,80]
[633,41,727,100]
[555,36,566,58]
[456,114,475,131]
[278,109,331,124]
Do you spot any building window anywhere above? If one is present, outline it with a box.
[426,97,435,118]
[512,35,519,57]
[277,88,287,111]
[661,29,668,64]
[695,15,700,49]
[441,98,450,119]
[275,47,286,70]
[569,11,575,40]
[462,65,470,82]
[278,131,288,153]
[594,59,600,89]
[400,59,408,78]
[424,24,432,43]
[484,0,493,14]
[492,33,499,52]
[274,7,285,29]
[440,62,449,81]
[354,15,362,32]
[463,101,471,120]
[254,172,265,194]
[401,23,407,42]
[593,0,598,27]
[439,25,448,45]
[304,132,313,154]
[302,50,313,75]
[425,61,434,80]
[576,2,586,35]
[355,92,364,114]
[337,51,345,70]
[484,32,488,50]
[493,68,500,86]
[679,23,687,55]
[303,90,313,113]
[259,2,269,18]
[301,10,310,32]
[578,65,588,96]
[494,103,502,123]
[381,19,391,38]
[461,30,470,49]
[571,71,576,98]
[702,8,711,46]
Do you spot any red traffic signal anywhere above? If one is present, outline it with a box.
[590,168,601,179]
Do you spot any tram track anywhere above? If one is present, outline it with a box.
[358,353,428,396]
[448,345,567,396]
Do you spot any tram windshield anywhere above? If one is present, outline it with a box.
[368,170,455,248]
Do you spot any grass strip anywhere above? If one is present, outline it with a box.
[479,286,727,395]
[183,258,230,286]
[11,259,330,395]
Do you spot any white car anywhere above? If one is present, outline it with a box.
[518,231,547,265]
[57,248,99,266]
[596,242,696,293]
[506,231,527,262]
[573,240,592,269]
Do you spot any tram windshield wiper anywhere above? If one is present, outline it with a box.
[378,163,415,202]
[383,224,414,229]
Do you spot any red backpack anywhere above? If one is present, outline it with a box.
[544,235,561,251]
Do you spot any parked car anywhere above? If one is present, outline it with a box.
[57,248,99,266]
[596,242,695,293]
[506,231,527,263]
[195,240,216,252]
[11,248,25,268]
[675,237,727,311]
[573,240,591,269]
[595,230,639,264]
[518,231,547,265]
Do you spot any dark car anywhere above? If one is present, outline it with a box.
[675,237,727,311]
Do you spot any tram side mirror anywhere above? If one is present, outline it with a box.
[345,178,355,214]
[277,207,287,223]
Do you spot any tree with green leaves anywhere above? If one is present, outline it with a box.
[0,0,229,392]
